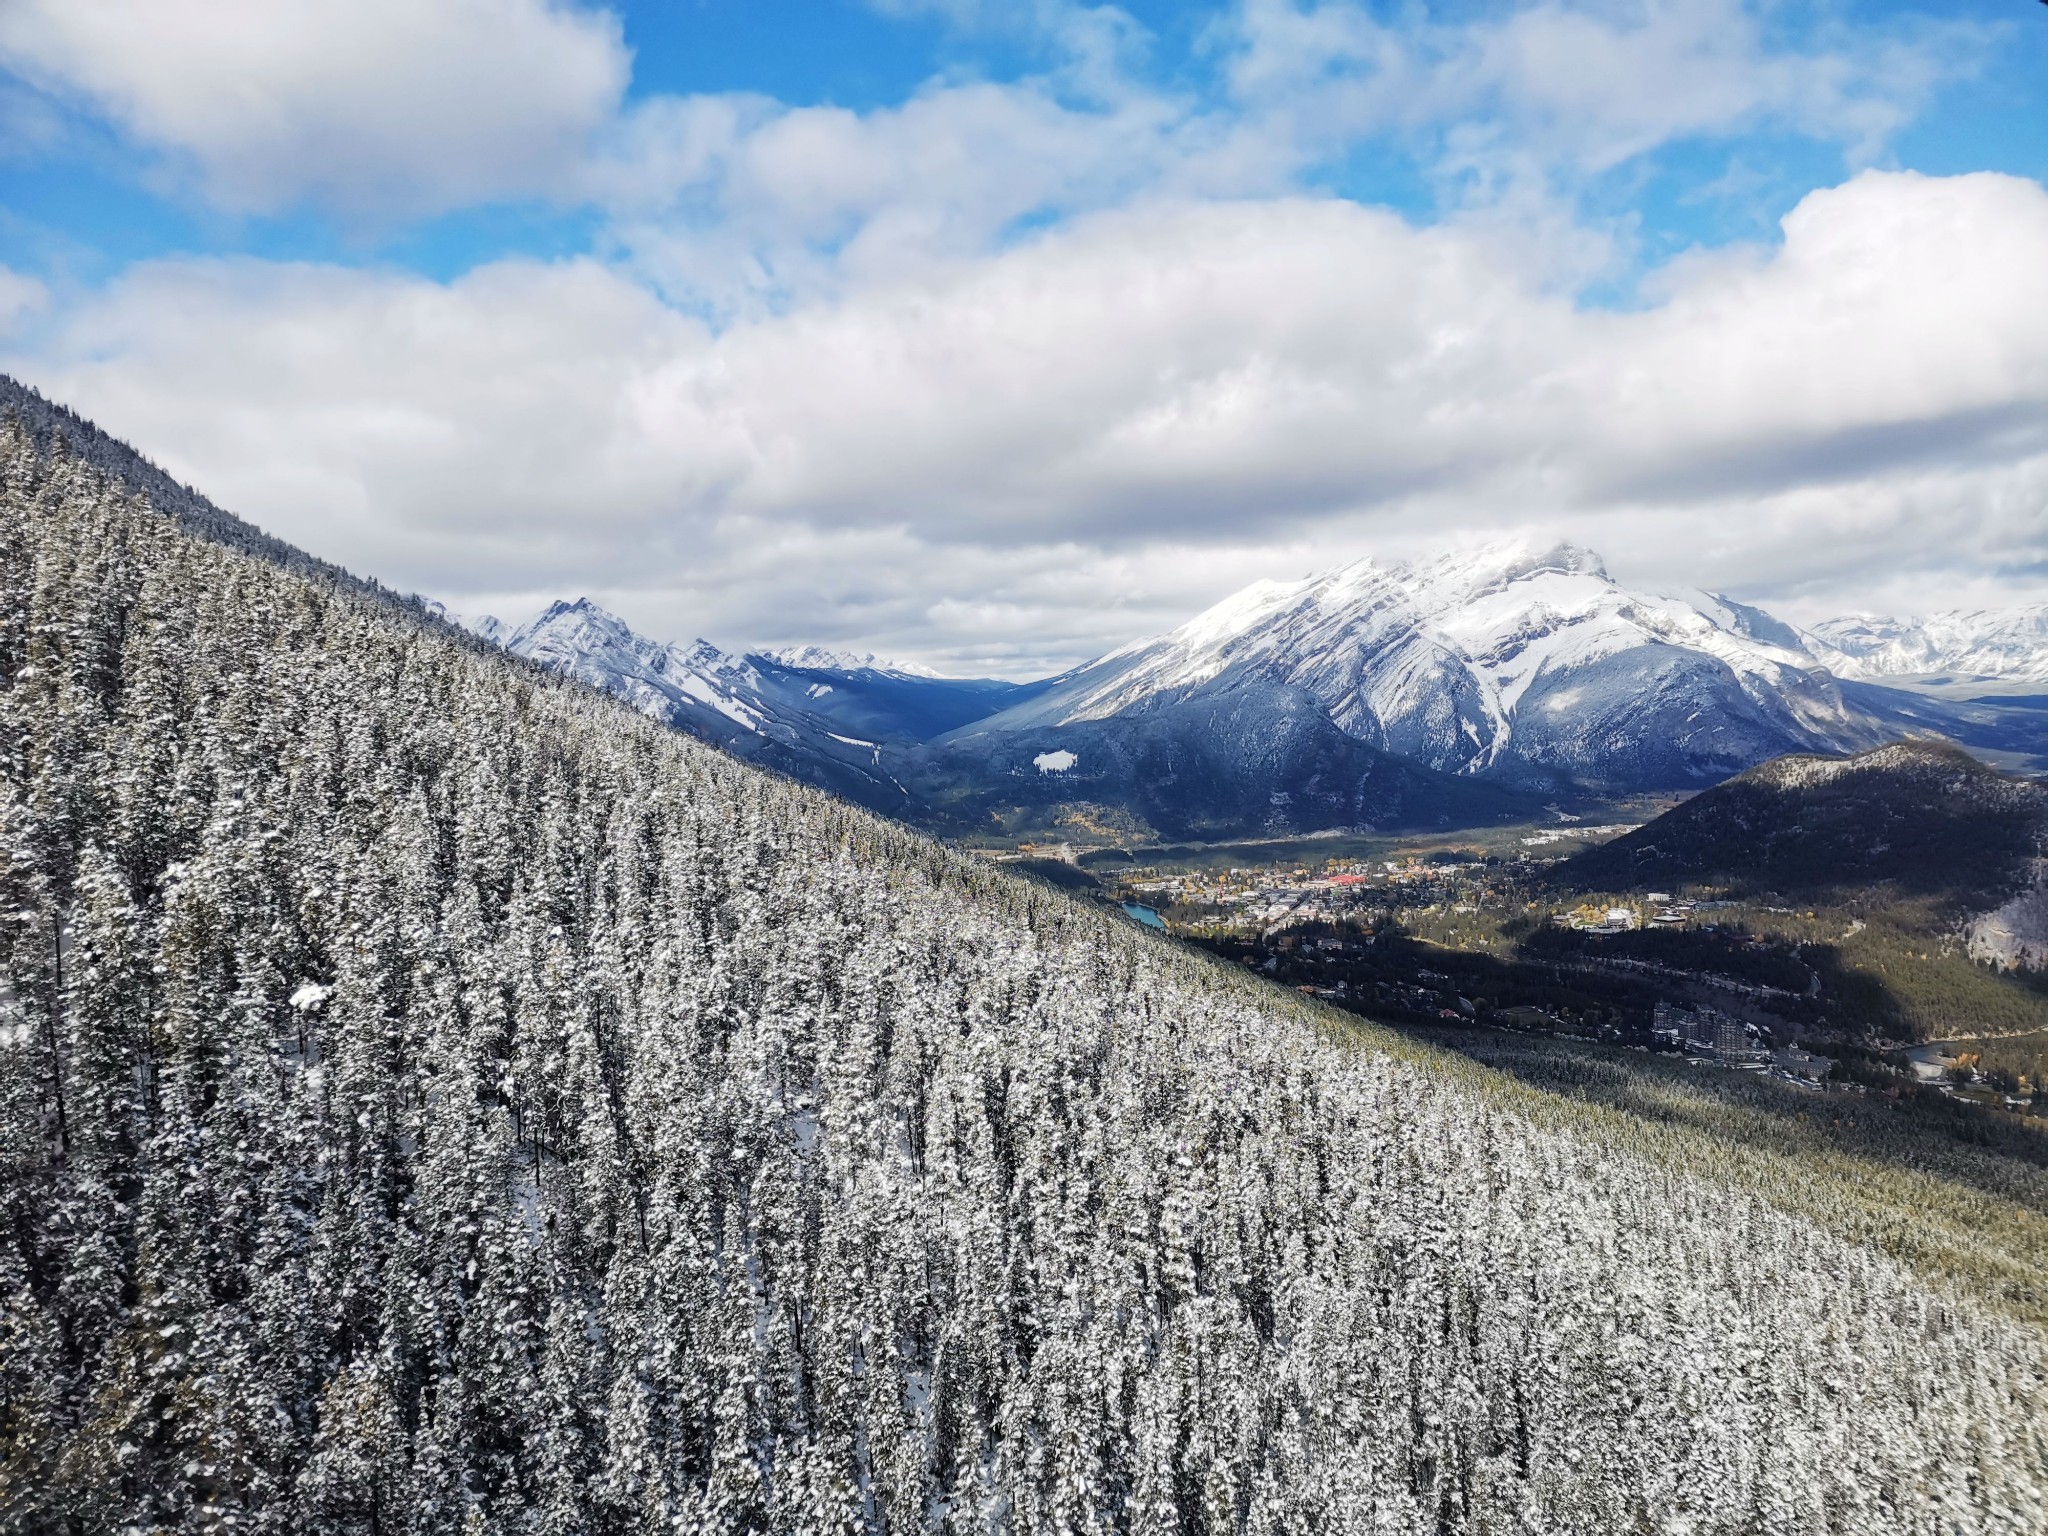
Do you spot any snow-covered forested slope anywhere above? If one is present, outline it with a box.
[1807,606,2048,688]
[3,426,2047,1533]
[953,540,1996,791]
[0,372,430,617]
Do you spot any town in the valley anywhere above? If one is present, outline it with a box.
[980,831,2047,1121]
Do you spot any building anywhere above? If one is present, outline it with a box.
[1655,1001,1769,1066]
[1565,904,1637,933]
[1772,1047,1834,1082]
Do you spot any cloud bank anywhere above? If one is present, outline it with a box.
[0,0,2038,674]
[12,168,2045,672]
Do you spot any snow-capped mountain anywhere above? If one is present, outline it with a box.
[493,599,1049,815]
[492,597,1545,837]
[950,540,1955,791]
[509,599,776,734]
[760,644,942,678]
[444,552,2046,831]
[1805,605,2048,688]
[418,597,509,645]
[502,599,917,810]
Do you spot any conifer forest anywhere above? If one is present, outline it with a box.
[4,420,2047,1533]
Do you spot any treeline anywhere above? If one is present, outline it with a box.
[2,421,2046,1533]
[0,373,432,622]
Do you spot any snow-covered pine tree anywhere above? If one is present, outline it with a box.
[1,413,2045,1533]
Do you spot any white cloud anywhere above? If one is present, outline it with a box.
[1454,0,1962,170]
[0,1,2027,674]
[0,0,629,217]
[1220,0,1980,186]
[585,73,1205,315]
[571,0,1984,318]
[1576,172,2048,499]
[0,0,1984,280]
[9,255,721,580]
[0,267,47,337]
[582,92,1132,319]
[863,0,1151,94]
[7,172,2045,672]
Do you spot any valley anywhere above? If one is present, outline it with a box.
[1009,747,2048,1142]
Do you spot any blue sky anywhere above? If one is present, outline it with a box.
[8,1,2041,291]
[1,1,2045,671]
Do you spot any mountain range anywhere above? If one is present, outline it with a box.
[489,595,1550,839]
[456,597,1051,818]
[1805,606,2048,691]
[482,542,2048,840]
[6,368,2043,840]
[948,543,1915,788]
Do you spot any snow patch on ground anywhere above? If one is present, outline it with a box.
[1033,750,1077,773]
[675,670,765,731]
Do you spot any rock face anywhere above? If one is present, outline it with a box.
[951,539,1911,792]
[1969,859,2048,970]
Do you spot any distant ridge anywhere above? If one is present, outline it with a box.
[758,643,944,678]
[1807,605,2048,689]
[498,597,1051,818]
[1560,738,2048,905]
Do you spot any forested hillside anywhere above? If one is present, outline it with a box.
[0,374,413,609]
[3,422,2046,1532]
[1561,739,2047,905]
